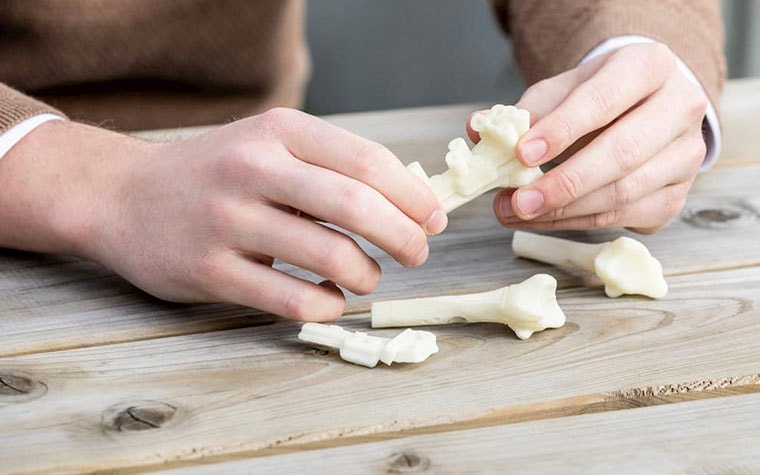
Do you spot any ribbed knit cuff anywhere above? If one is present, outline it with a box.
[0,83,67,134]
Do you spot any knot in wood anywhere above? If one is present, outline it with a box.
[385,451,430,473]
[682,204,756,229]
[102,400,177,432]
[0,372,47,401]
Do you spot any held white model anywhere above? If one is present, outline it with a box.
[407,104,542,215]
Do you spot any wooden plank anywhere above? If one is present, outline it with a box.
[1,265,760,474]
[152,392,760,475]
[2,160,760,357]
[3,79,760,357]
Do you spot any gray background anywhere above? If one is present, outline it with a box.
[305,0,759,115]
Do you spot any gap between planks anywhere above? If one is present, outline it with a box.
[97,373,760,475]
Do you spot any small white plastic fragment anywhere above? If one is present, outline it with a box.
[298,323,438,368]
[407,104,542,215]
[371,274,566,340]
[511,231,668,299]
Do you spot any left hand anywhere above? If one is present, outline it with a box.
[470,42,709,233]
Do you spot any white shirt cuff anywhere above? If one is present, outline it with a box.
[580,35,721,171]
[0,114,66,159]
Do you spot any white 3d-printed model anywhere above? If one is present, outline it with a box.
[371,274,566,340]
[298,323,438,368]
[407,104,542,214]
[512,231,668,299]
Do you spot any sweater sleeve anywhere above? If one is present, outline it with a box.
[490,0,726,118]
[0,83,66,134]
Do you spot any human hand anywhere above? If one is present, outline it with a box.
[469,43,708,233]
[0,110,446,321]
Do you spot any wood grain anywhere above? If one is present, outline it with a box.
[2,161,760,357]
[3,79,758,357]
[151,392,760,475]
[1,266,760,474]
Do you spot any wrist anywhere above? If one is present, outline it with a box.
[0,120,156,258]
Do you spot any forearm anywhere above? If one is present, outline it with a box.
[0,120,151,257]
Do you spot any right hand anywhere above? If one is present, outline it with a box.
[0,109,446,321]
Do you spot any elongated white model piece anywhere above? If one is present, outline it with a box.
[511,231,668,299]
[298,323,438,368]
[371,274,565,340]
[407,104,542,215]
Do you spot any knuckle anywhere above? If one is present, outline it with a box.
[205,198,238,232]
[646,42,676,72]
[612,175,640,207]
[689,135,708,165]
[521,80,547,104]
[549,115,575,150]
[283,290,311,320]
[259,107,294,130]
[586,82,619,118]
[685,86,709,120]
[665,187,688,217]
[317,239,354,280]
[553,168,583,204]
[219,142,253,173]
[592,209,621,228]
[546,204,568,221]
[609,131,642,174]
[408,180,436,216]
[353,142,392,179]
[196,251,226,287]
[363,266,382,294]
[336,182,370,222]
[354,263,381,295]
[398,226,427,266]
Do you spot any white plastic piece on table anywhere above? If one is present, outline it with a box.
[371,274,566,340]
[407,104,542,215]
[297,323,438,368]
[511,231,668,299]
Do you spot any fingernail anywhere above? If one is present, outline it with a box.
[515,188,544,217]
[520,138,548,165]
[413,245,429,267]
[424,209,448,235]
[498,195,515,218]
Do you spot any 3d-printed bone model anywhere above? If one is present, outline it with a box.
[512,231,668,299]
[371,274,566,340]
[298,323,438,368]
[407,104,542,215]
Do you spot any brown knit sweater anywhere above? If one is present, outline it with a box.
[0,0,724,132]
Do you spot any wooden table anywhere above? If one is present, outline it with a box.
[3,79,760,474]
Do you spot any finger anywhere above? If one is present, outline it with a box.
[495,128,705,223]
[500,181,692,232]
[465,55,610,145]
[211,251,346,322]
[232,205,381,295]
[262,156,430,268]
[515,52,611,124]
[254,108,447,234]
[516,43,676,167]
[510,79,700,220]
